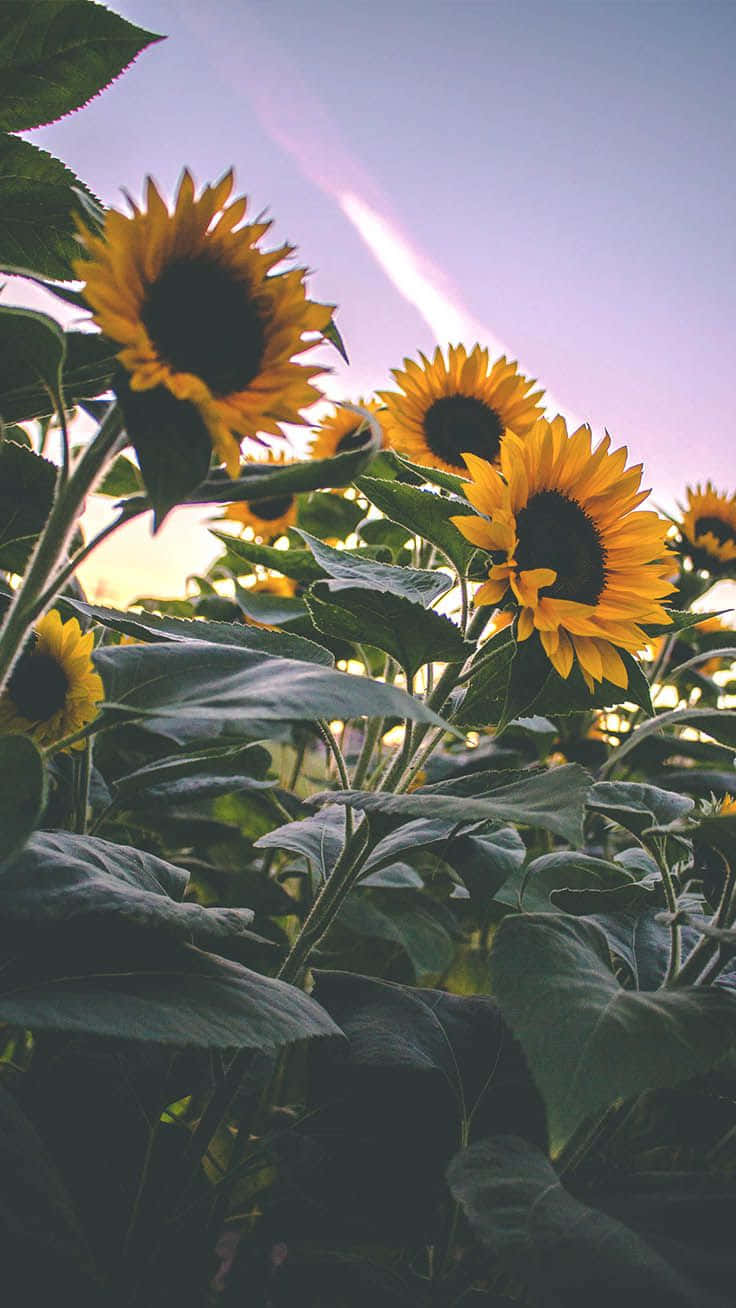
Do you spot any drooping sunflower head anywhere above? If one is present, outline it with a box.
[0,610,103,750]
[677,482,736,574]
[223,452,298,540]
[73,169,334,476]
[451,417,675,690]
[378,345,544,475]
[308,399,387,462]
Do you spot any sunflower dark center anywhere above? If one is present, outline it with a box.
[248,494,294,522]
[336,426,369,453]
[422,395,504,469]
[694,515,736,548]
[515,490,607,604]
[8,650,68,721]
[141,255,265,397]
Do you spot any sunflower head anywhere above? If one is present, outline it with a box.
[0,611,103,750]
[73,169,334,477]
[677,482,736,575]
[223,452,298,541]
[451,417,675,691]
[309,399,387,463]
[378,345,544,476]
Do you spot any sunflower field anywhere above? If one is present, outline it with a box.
[3,6,736,1307]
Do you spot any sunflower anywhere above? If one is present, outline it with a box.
[309,400,387,462]
[0,610,103,749]
[223,453,298,540]
[677,483,736,573]
[451,417,675,690]
[717,794,736,816]
[378,345,544,475]
[73,169,334,476]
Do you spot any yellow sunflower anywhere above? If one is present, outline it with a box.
[0,610,103,749]
[378,344,544,475]
[309,399,387,461]
[223,452,298,540]
[73,169,334,476]
[677,482,736,573]
[718,794,736,816]
[451,417,674,691]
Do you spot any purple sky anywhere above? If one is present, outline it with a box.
[13,0,736,601]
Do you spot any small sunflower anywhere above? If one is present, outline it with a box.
[223,452,298,540]
[0,610,103,749]
[309,400,387,462]
[378,345,544,475]
[677,483,736,574]
[73,169,334,476]
[451,417,674,691]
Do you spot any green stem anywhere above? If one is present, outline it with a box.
[317,718,353,842]
[277,819,371,985]
[0,403,124,695]
[72,738,92,834]
[351,715,383,789]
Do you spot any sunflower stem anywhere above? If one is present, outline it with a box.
[0,402,124,697]
[72,738,93,834]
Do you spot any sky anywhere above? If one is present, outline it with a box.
[9,0,736,603]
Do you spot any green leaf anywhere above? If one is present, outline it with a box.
[0,829,260,950]
[210,531,324,582]
[256,805,346,885]
[447,1135,723,1308]
[306,584,472,677]
[0,1082,102,1303]
[0,303,65,423]
[645,608,723,636]
[95,452,141,497]
[0,133,99,279]
[297,529,452,607]
[392,452,470,494]
[0,0,162,131]
[320,764,592,846]
[355,475,477,572]
[604,707,736,772]
[60,597,334,666]
[453,629,515,728]
[0,330,118,424]
[0,734,46,862]
[296,489,365,540]
[113,371,212,528]
[112,741,271,807]
[232,583,305,627]
[588,781,695,837]
[0,936,339,1050]
[494,850,653,914]
[93,640,449,744]
[489,913,736,1156]
[323,315,349,363]
[498,632,653,729]
[337,891,457,980]
[0,440,56,572]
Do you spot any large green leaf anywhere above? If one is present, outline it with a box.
[0,829,257,949]
[497,631,653,729]
[0,936,340,1050]
[320,764,591,846]
[453,629,515,728]
[0,0,161,131]
[337,892,458,980]
[256,805,347,885]
[0,330,118,424]
[210,531,325,582]
[114,371,213,527]
[588,780,695,837]
[489,913,736,1156]
[0,734,46,862]
[0,1083,102,1304]
[0,134,98,279]
[0,439,56,572]
[111,741,272,807]
[0,304,64,422]
[355,475,477,573]
[494,850,653,914]
[93,641,448,744]
[306,584,472,677]
[297,529,453,606]
[447,1135,727,1308]
[61,597,334,666]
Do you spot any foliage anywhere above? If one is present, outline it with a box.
[1,7,736,1306]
